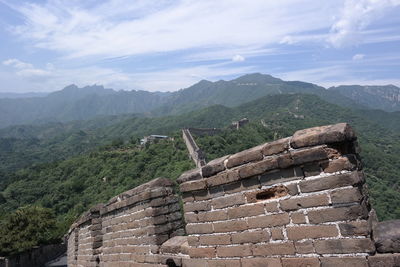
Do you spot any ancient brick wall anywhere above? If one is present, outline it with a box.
[182,128,206,168]
[177,123,395,266]
[68,123,400,267]
[67,178,185,267]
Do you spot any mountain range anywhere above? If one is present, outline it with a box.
[1,73,400,255]
[1,73,399,128]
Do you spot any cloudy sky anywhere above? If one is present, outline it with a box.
[0,0,399,93]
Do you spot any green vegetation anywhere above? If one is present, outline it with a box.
[0,92,399,256]
[0,206,60,256]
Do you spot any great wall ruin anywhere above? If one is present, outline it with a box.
[67,123,400,267]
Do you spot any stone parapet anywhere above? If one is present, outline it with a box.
[68,123,400,267]
[67,178,184,267]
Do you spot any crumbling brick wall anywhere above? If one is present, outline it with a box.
[68,123,400,267]
[177,123,394,266]
[67,178,184,267]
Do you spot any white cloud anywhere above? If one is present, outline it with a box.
[277,64,400,87]
[352,54,365,60]
[1,0,399,92]
[328,0,400,47]
[3,58,33,69]
[6,0,342,59]
[232,55,245,62]
[280,36,296,45]
[0,58,255,92]
[2,58,52,78]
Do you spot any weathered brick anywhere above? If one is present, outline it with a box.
[246,186,289,203]
[253,242,295,256]
[160,236,188,254]
[295,240,315,254]
[184,200,212,212]
[281,258,320,267]
[223,181,243,194]
[330,187,362,204]
[238,157,278,179]
[368,254,400,267]
[287,225,338,240]
[303,163,322,177]
[290,146,328,165]
[197,210,228,222]
[199,234,231,245]
[212,194,246,209]
[208,259,241,267]
[207,170,240,187]
[276,153,294,169]
[241,258,283,267]
[242,176,261,190]
[308,205,368,223]
[315,238,375,254]
[217,245,252,257]
[280,194,329,211]
[177,168,202,184]
[226,144,264,169]
[339,220,370,236]
[265,201,280,212]
[185,223,213,234]
[291,211,307,224]
[299,171,363,193]
[192,189,210,201]
[290,123,356,149]
[322,156,356,173]
[187,236,199,246]
[202,155,229,177]
[374,219,400,253]
[248,213,290,228]
[286,183,299,196]
[320,257,368,267]
[209,185,225,198]
[231,229,269,244]
[188,247,216,258]
[213,220,248,233]
[182,192,194,202]
[270,227,284,240]
[227,203,265,219]
[262,137,290,156]
[260,169,301,186]
[180,179,207,192]
[182,258,208,267]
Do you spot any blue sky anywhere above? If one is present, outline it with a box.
[0,0,399,93]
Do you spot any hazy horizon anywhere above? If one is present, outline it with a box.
[1,73,400,95]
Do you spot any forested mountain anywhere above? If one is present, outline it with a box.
[0,85,170,128]
[330,85,400,112]
[1,93,399,235]
[1,74,400,256]
[0,73,383,128]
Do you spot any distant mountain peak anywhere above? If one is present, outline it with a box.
[232,73,282,84]
[63,84,79,90]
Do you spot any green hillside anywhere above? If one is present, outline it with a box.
[1,93,399,222]
[0,73,368,128]
[330,85,400,112]
[0,93,400,256]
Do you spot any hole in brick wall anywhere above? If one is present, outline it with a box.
[166,259,178,267]
[95,256,100,266]
[256,190,276,200]
[247,185,289,203]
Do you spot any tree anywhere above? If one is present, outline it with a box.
[0,206,60,256]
